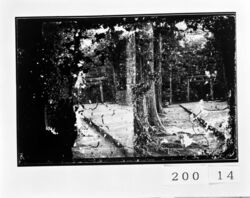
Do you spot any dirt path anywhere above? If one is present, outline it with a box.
[72,120,126,159]
[158,101,230,156]
[81,103,134,156]
[72,103,134,159]
[72,101,230,158]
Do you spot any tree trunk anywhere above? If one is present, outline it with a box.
[125,33,136,105]
[155,32,164,113]
[144,27,165,131]
[133,23,167,155]
[212,18,236,158]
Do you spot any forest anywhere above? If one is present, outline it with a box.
[16,13,237,165]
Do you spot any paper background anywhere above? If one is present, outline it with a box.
[0,0,250,197]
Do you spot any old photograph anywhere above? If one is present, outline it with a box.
[16,13,237,165]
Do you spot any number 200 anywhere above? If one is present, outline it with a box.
[172,172,199,181]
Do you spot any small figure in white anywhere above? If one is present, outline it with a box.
[197,99,208,118]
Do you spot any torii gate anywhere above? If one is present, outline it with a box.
[85,76,107,103]
[186,75,215,102]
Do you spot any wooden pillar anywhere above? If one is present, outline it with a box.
[210,79,214,101]
[111,65,117,103]
[99,82,104,103]
[44,105,48,129]
[169,64,173,104]
[187,78,190,102]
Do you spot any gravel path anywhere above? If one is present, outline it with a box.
[72,103,134,159]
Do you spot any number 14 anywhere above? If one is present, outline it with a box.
[218,170,233,180]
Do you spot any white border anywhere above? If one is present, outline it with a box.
[1,0,250,197]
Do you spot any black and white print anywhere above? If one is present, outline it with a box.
[16,13,237,165]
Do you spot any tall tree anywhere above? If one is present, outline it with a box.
[154,31,164,113]
[133,22,167,155]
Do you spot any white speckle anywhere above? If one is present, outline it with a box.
[160,138,168,144]
[179,40,185,48]
[175,21,187,31]
[179,134,193,147]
